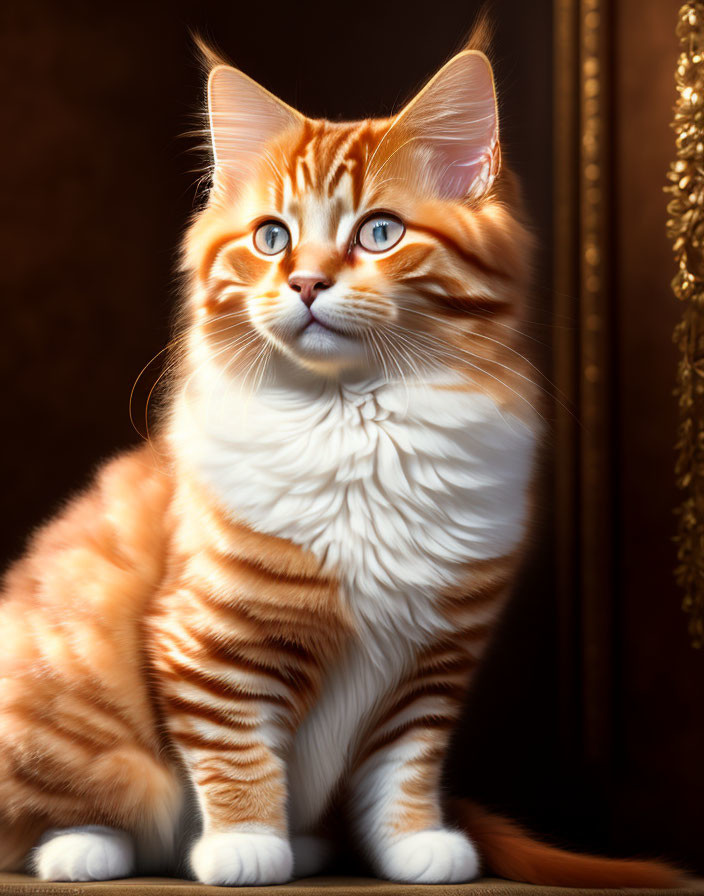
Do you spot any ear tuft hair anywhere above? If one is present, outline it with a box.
[191,32,230,75]
[464,8,494,57]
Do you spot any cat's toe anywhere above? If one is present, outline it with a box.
[190,831,293,886]
[34,827,135,881]
[376,828,480,884]
[291,833,334,878]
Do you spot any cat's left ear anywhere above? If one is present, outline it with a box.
[380,51,500,201]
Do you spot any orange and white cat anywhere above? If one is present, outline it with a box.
[0,29,679,888]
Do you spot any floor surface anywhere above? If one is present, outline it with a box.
[0,877,703,896]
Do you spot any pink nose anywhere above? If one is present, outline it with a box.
[289,274,333,308]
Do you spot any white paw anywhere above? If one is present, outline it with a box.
[376,828,480,884]
[34,826,135,881]
[190,831,293,886]
[291,834,333,878]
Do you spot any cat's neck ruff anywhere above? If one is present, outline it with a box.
[172,358,537,638]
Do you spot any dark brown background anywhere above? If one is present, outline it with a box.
[1,0,702,875]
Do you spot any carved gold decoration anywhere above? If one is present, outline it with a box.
[668,2,704,648]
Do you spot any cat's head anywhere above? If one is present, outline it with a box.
[184,34,532,386]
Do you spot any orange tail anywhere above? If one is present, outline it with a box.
[451,799,683,889]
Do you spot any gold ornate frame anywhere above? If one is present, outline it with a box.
[553,0,614,763]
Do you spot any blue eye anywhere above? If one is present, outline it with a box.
[357,214,404,252]
[254,221,290,255]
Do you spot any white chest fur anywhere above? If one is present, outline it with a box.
[174,366,536,828]
[176,369,535,628]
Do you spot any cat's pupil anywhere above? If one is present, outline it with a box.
[373,222,389,244]
[267,226,279,249]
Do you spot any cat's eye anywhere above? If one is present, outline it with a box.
[357,214,405,253]
[254,221,290,255]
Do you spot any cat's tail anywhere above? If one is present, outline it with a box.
[451,799,684,888]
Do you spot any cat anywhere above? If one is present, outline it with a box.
[0,24,680,888]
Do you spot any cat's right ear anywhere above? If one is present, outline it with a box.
[207,66,302,196]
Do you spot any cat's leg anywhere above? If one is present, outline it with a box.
[173,723,293,885]
[33,827,135,882]
[350,732,479,883]
[155,631,296,885]
[348,642,482,884]
[147,515,347,884]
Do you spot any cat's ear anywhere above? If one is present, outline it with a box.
[207,65,302,194]
[381,51,500,201]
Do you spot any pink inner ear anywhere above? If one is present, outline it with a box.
[391,51,500,201]
[431,90,499,200]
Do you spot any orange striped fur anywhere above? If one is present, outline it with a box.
[0,27,681,888]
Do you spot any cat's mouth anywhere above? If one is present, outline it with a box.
[272,307,366,369]
[299,311,347,338]
[257,301,368,370]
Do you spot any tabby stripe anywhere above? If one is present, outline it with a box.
[348,153,364,209]
[14,708,112,754]
[198,230,249,282]
[164,668,292,708]
[407,221,508,280]
[163,694,259,728]
[186,613,319,669]
[415,650,476,676]
[199,579,338,630]
[409,283,512,316]
[182,628,315,691]
[265,631,322,665]
[170,730,258,752]
[12,764,82,799]
[298,159,313,190]
[190,585,329,653]
[358,715,455,766]
[326,161,349,197]
[323,125,357,172]
[161,639,282,694]
[379,681,468,725]
[197,507,326,580]
[191,603,321,665]
[159,657,292,707]
[197,766,280,787]
[286,120,316,182]
[272,169,285,212]
[203,543,331,589]
[82,689,147,741]
[202,580,338,628]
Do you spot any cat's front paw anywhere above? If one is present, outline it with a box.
[34,827,135,881]
[376,829,480,884]
[190,831,293,886]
